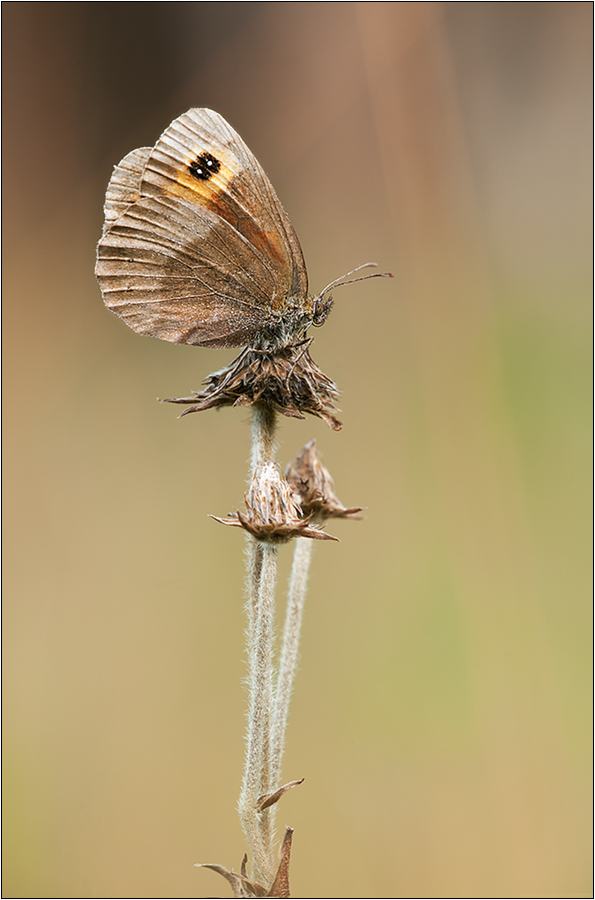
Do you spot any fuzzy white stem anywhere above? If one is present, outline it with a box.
[250,403,277,477]
[239,542,278,885]
[271,536,314,788]
[238,404,279,887]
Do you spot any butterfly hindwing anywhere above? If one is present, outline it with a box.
[102,147,151,235]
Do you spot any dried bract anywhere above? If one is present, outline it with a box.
[196,826,294,898]
[286,440,364,521]
[162,340,342,430]
[211,462,338,543]
[257,778,304,812]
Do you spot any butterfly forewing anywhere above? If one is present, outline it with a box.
[96,108,308,348]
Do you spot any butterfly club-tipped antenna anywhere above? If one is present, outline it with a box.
[319,262,393,299]
[312,262,393,326]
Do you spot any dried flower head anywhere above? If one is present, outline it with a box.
[211,461,338,543]
[285,439,364,521]
[162,340,342,430]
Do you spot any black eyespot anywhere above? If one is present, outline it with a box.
[188,151,221,181]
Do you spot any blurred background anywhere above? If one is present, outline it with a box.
[3,3,591,898]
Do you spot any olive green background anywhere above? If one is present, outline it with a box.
[3,4,591,898]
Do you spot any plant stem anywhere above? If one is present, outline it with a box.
[250,402,277,477]
[239,541,278,885]
[271,537,314,788]
[238,403,279,886]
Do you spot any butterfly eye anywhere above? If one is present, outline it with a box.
[312,295,333,327]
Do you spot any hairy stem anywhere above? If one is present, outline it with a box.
[271,537,314,788]
[238,403,279,886]
[250,402,278,477]
[239,542,278,885]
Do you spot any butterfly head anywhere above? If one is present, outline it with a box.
[267,263,392,347]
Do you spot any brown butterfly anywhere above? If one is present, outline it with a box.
[95,108,388,351]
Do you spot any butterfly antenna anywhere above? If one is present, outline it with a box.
[319,262,393,298]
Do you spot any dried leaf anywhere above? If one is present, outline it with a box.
[196,826,295,898]
[257,778,304,811]
[266,827,293,898]
[195,862,266,898]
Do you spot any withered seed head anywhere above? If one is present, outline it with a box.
[285,440,364,521]
[211,461,339,543]
[162,340,343,430]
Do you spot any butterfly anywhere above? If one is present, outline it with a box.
[95,108,388,351]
